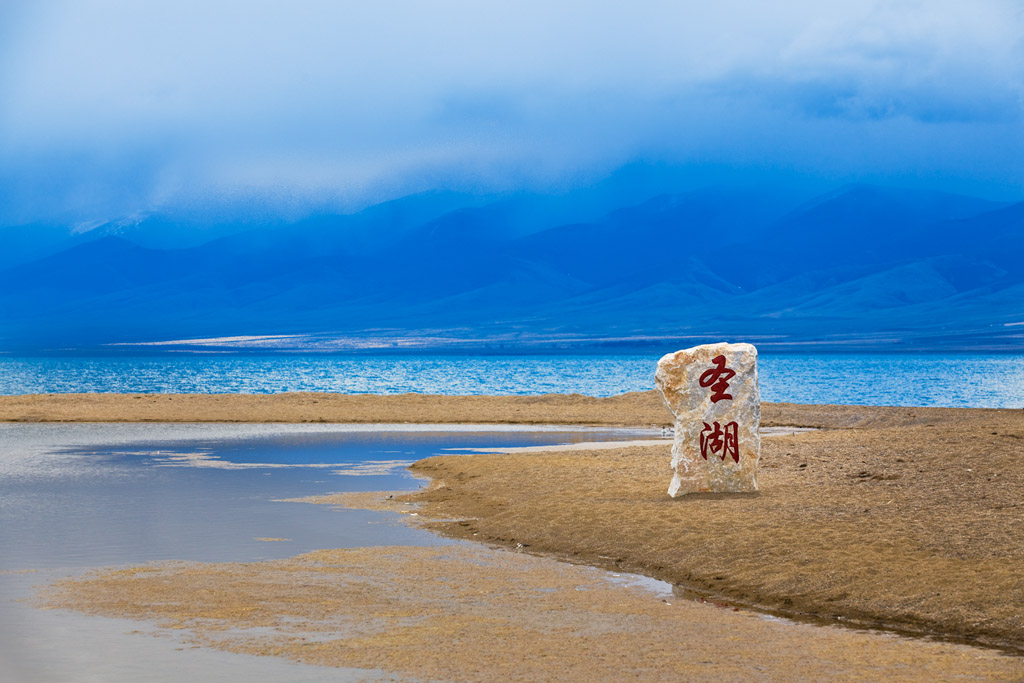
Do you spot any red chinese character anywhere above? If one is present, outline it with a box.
[699,355,735,403]
[700,421,739,463]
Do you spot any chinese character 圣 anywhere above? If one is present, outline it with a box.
[700,421,739,463]
[699,355,735,403]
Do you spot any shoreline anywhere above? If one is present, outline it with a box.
[300,483,1017,656]
[0,390,1002,429]
[41,541,1023,681]
[392,403,1023,652]
[13,392,1024,668]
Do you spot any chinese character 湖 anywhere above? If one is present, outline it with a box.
[700,421,739,463]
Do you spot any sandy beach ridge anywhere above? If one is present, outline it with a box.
[0,390,994,429]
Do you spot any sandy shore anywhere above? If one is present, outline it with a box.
[0,389,966,429]
[398,401,1024,653]
[0,391,674,425]
[21,392,1024,678]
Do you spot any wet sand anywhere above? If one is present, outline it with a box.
[42,544,1023,681]
[18,392,1024,678]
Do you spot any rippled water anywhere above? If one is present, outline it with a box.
[0,353,1021,407]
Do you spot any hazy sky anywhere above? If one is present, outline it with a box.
[2,0,1023,224]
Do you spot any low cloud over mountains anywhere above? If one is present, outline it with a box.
[1,177,1020,352]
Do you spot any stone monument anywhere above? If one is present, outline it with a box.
[655,342,760,497]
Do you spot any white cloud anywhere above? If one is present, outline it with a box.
[1,0,1022,223]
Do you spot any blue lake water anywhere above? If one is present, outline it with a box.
[0,353,1021,408]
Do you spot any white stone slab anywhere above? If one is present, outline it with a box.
[655,342,761,497]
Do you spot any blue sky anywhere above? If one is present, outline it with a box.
[2,0,1023,226]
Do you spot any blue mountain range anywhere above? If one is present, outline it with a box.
[1,177,1021,352]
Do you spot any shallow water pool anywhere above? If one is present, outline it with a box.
[0,423,661,682]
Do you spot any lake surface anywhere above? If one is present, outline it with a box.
[1,353,1022,408]
[0,423,660,682]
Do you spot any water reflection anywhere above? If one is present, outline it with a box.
[0,423,660,682]
[0,423,657,570]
